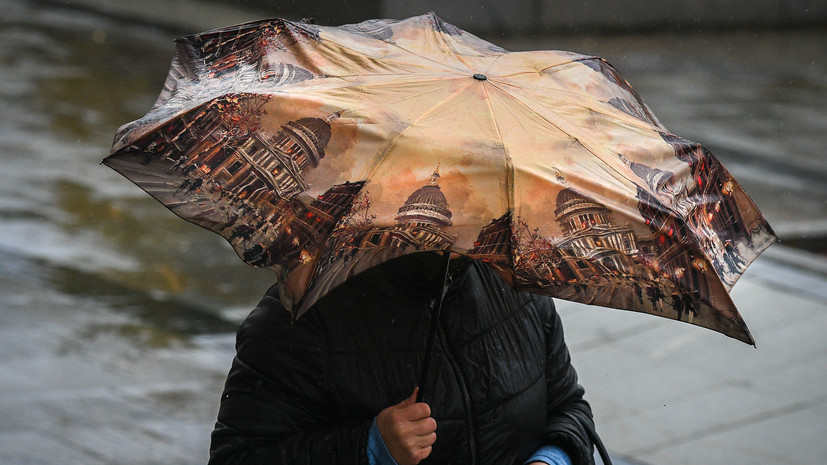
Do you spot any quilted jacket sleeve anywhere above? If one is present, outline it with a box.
[539,296,596,465]
[208,287,371,465]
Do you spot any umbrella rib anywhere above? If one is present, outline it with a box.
[480,83,514,228]
[484,86,638,218]
[488,81,637,186]
[433,33,478,74]
[492,77,612,107]
[320,72,452,80]
[537,55,597,74]
[484,55,583,80]
[281,74,461,112]
[375,39,473,74]
[316,73,464,92]
[492,79,658,131]
[276,75,471,118]
[303,25,472,76]
[343,83,452,117]
[481,52,507,76]
[364,80,477,182]
[475,54,593,80]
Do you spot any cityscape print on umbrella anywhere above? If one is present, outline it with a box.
[649,131,776,289]
[299,167,458,313]
[469,189,733,334]
[294,144,771,342]
[106,85,770,341]
[105,93,357,298]
[112,19,321,148]
[105,12,777,343]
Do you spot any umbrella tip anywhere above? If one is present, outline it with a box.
[472,73,488,81]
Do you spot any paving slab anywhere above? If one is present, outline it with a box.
[635,401,827,465]
[0,431,109,465]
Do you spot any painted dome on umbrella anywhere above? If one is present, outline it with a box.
[395,168,453,227]
[278,117,333,168]
[555,188,612,234]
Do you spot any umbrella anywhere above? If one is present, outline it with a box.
[104,12,776,346]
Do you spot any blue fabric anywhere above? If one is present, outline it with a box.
[367,417,399,465]
[524,444,572,465]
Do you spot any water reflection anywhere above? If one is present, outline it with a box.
[52,260,237,335]
[0,0,275,342]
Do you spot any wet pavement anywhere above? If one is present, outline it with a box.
[1,0,826,463]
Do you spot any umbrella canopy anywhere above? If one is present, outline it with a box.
[105,12,776,344]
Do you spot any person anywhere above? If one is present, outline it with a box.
[208,252,597,465]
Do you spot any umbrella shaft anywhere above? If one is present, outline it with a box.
[416,251,452,402]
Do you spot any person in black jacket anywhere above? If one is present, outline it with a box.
[209,252,596,465]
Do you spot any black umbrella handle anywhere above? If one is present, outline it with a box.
[416,251,452,403]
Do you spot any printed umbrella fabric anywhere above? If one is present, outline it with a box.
[105,13,777,344]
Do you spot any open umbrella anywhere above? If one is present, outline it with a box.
[104,12,775,345]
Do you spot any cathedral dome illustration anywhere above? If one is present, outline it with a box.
[395,168,453,227]
[279,117,333,168]
[555,188,612,235]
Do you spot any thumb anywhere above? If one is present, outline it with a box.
[399,387,419,407]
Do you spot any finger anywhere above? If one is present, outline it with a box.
[415,445,433,462]
[399,402,431,421]
[409,417,437,435]
[399,387,418,407]
[403,432,436,452]
[415,432,436,448]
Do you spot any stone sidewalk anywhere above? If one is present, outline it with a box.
[1,243,825,464]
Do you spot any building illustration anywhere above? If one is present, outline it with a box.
[509,188,650,289]
[467,211,512,270]
[636,185,712,302]
[317,167,457,272]
[189,19,320,79]
[553,188,640,269]
[247,181,365,268]
[628,132,776,287]
[167,100,336,203]
[125,94,344,275]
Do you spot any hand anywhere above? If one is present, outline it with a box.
[375,387,437,465]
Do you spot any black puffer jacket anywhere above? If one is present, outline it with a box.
[209,253,595,465]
